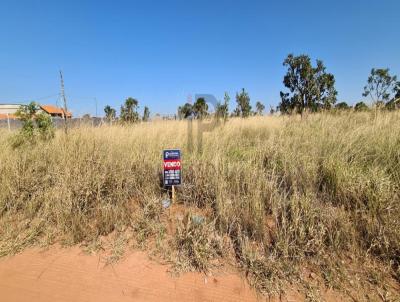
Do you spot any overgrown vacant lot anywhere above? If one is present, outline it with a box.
[0,112,399,300]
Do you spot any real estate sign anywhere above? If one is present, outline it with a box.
[163,149,181,186]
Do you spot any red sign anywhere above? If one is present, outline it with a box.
[163,149,181,186]
[163,159,181,170]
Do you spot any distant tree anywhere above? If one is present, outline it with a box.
[278,54,337,115]
[120,97,139,123]
[232,107,241,117]
[193,97,208,119]
[104,105,116,122]
[255,101,265,115]
[354,101,369,112]
[142,106,150,121]
[335,102,350,110]
[234,88,252,117]
[363,68,398,104]
[385,99,400,110]
[215,92,229,121]
[385,81,400,110]
[278,92,293,114]
[178,103,193,119]
[395,82,400,99]
[82,113,91,120]
[269,105,275,115]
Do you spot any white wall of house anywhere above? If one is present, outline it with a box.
[0,104,24,114]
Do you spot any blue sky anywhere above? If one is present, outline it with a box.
[0,0,399,117]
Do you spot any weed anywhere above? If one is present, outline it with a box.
[173,212,223,272]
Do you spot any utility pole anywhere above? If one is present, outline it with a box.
[60,70,68,134]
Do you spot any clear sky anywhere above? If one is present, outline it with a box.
[0,0,399,117]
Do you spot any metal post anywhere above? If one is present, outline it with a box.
[60,70,68,135]
[172,185,176,204]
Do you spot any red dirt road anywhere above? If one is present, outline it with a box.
[0,247,260,302]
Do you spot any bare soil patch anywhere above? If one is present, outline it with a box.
[0,246,259,302]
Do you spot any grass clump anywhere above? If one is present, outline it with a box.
[173,212,224,272]
[132,197,165,247]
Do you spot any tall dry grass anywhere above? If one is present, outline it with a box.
[0,111,399,297]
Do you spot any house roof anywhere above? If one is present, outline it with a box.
[40,105,72,118]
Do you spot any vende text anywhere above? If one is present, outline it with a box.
[163,160,181,170]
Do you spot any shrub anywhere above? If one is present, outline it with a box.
[354,101,369,112]
[12,102,54,147]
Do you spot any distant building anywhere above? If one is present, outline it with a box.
[0,104,22,120]
[0,104,22,114]
[0,103,72,120]
[40,105,72,118]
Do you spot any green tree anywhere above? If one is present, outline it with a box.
[215,92,229,121]
[269,106,275,115]
[255,101,265,115]
[234,88,252,117]
[354,101,369,112]
[120,97,139,123]
[385,99,400,110]
[278,54,337,115]
[385,81,400,110]
[193,98,208,119]
[335,102,350,110]
[178,103,193,119]
[142,106,150,121]
[363,68,398,104]
[13,102,54,147]
[385,99,399,111]
[232,107,241,117]
[104,105,116,122]
[395,82,400,99]
[278,92,293,114]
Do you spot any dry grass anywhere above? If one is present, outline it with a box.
[0,111,399,299]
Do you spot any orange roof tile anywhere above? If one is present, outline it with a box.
[40,105,72,118]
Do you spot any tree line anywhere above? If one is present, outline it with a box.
[177,90,266,120]
[177,54,400,119]
[104,97,150,123]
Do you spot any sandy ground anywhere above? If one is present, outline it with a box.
[0,246,261,302]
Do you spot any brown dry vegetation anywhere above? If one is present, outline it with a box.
[0,111,399,300]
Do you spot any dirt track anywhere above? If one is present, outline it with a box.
[0,246,260,302]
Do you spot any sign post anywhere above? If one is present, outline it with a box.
[163,149,181,203]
